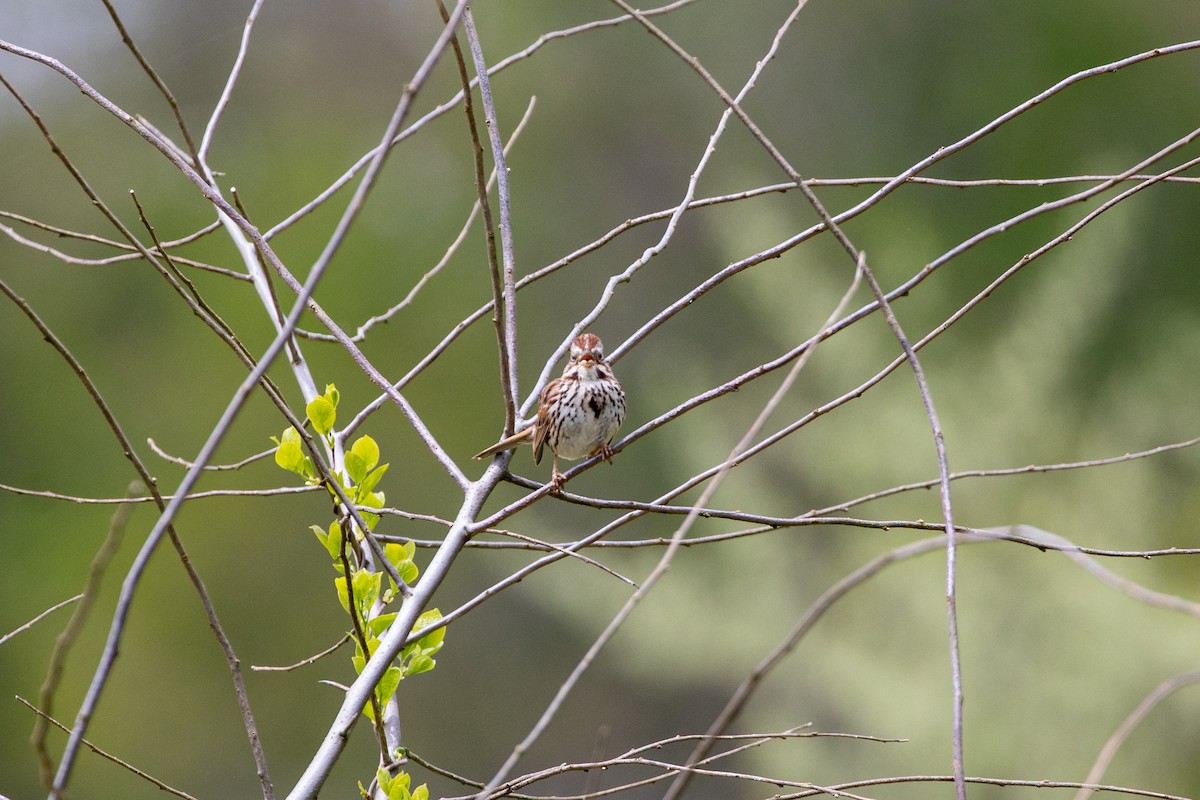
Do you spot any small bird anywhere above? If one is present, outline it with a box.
[474,333,626,491]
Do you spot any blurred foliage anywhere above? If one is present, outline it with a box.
[2,1,1200,799]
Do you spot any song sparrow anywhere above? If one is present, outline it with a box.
[473,333,626,492]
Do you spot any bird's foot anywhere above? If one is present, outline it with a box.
[591,443,616,464]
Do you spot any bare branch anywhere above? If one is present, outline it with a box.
[0,595,82,647]
[462,5,521,428]
[850,249,967,798]
[198,0,267,168]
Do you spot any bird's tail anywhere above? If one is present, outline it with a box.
[472,426,534,460]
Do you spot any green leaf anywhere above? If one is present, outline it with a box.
[310,523,328,548]
[376,665,402,705]
[417,625,445,653]
[413,609,446,651]
[369,612,398,638]
[344,451,367,486]
[397,610,444,677]
[356,490,384,532]
[398,560,419,585]
[350,435,380,473]
[383,541,419,584]
[359,462,388,494]
[274,438,309,477]
[324,383,340,408]
[334,576,351,614]
[411,784,428,800]
[388,771,411,800]
[375,768,393,796]
[385,540,415,568]
[404,654,435,676]
[306,396,336,436]
[350,568,381,612]
[312,522,342,560]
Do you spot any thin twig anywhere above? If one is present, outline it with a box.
[0,595,82,647]
[390,523,1200,559]
[991,526,1200,617]
[99,0,200,166]
[251,634,351,672]
[335,511,390,760]
[853,249,967,799]
[812,434,1200,515]
[388,517,1200,572]
[464,4,521,426]
[665,257,863,799]
[467,743,869,800]
[780,774,1191,800]
[146,438,276,471]
[17,697,200,800]
[0,482,316,504]
[486,529,637,587]
[198,0,266,166]
[0,209,218,247]
[0,218,239,276]
[130,189,249,347]
[440,0,518,434]
[1072,671,1200,800]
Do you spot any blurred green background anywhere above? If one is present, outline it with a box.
[3,1,1200,798]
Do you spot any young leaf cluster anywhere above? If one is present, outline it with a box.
[272,384,445,727]
[362,767,428,800]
